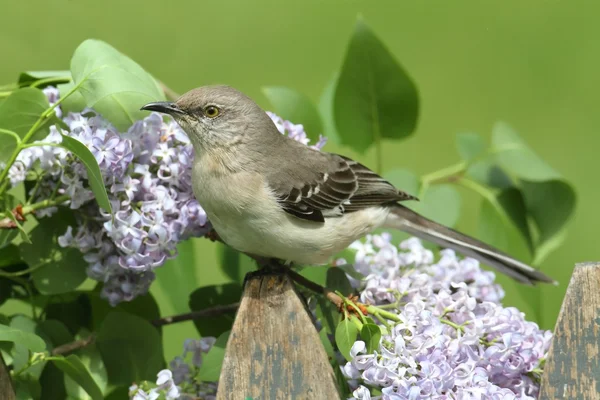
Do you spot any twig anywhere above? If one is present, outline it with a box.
[51,334,96,356]
[0,195,70,229]
[285,268,343,309]
[151,302,240,327]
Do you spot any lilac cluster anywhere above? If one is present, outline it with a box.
[340,235,551,399]
[129,337,218,400]
[129,369,180,400]
[8,87,326,305]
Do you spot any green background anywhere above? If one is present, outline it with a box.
[1,0,597,360]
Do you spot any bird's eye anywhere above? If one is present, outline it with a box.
[204,105,220,118]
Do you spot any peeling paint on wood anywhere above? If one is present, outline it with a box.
[539,262,600,400]
[216,271,341,400]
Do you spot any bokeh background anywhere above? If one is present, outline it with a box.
[1,0,597,360]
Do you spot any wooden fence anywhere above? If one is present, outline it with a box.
[1,262,598,399]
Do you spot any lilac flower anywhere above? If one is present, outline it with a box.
[129,370,180,400]
[341,236,550,399]
[163,337,218,399]
[8,87,325,305]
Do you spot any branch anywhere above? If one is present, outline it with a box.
[285,268,344,309]
[151,302,240,327]
[51,334,96,356]
[0,195,70,229]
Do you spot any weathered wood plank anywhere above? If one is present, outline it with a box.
[0,353,15,400]
[217,271,341,400]
[539,262,600,400]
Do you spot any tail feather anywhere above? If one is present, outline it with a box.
[384,205,556,285]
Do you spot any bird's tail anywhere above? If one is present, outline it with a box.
[384,204,556,285]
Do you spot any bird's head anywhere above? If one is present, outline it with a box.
[141,85,276,151]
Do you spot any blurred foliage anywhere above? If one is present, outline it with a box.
[0,2,589,397]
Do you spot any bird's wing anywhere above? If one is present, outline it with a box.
[267,147,416,223]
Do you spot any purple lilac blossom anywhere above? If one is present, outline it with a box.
[6,87,326,306]
[340,235,551,400]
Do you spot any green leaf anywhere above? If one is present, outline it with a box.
[383,168,420,198]
[52,355,103,400]
[334,317,359,361]
[40,361,67,400]
[262,86,323,141]
[96,311,163,385]
[59,134,111,214]
[57,81,86,114]
[333,18,419,152]
[326,267,354,296]
[14,373,42,400]
[467,159,513,190]
[491,121,560,181]
[44,293,92,335]
[0,88,50,162]
[198,330,230,382]
[335,263,365,281]
[0,244,22,267]
[476,194,531,264]
[360,323,382,353]
[10,316,46,379]
[317,73,341,145]
[456,132,486,162]
[219,244,256,284]
[316,297,339,336]
[63,331,107,400]
[491,122,576,262]
[19,209,87,294]
[522,180,576,264]
[18,71,71,88]
[70,39,165,131]
[318,328,334,359]
[36,320,73,349]
[0,324,46,352]
[414,184,461,228]
[298,265,328,287]
[189,283,241,337]
[496,188,534,253]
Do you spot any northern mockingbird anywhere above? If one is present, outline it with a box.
[142,85,554,285]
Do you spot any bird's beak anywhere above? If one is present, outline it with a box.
[140,101,185,115]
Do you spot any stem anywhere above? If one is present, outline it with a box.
[440,318,464,332]
[11,352,46,377]
[285,268,343,309]
[0,80,83,193]
[0,262,47,277]
[421,162,467,185]
[0,128,21,143]
[419,161,467,198]
[51,335,95,356]
[0,194,70,229]
[3,275,37,319]
[0,91,12,99]
[30,76,71,88]
[26,173,44,206]
[366,305,401,322]
[151,303,240,327]
[339,292,367,324]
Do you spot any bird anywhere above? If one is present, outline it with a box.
[141,85,554,285]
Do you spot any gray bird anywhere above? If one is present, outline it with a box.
[142,85,554,285]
